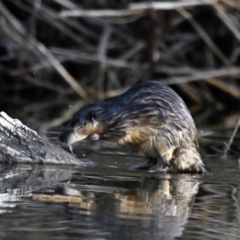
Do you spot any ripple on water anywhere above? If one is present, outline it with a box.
[0,151,239,240]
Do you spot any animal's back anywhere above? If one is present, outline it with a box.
[106,81,196,141]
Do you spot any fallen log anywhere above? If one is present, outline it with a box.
[0,111,91,165]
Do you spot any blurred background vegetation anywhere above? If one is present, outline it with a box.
[0,0,240,141]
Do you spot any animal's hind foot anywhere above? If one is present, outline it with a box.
[149,164,172,173]
[130,157,158,170]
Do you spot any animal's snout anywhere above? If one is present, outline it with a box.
[59,129,72,144]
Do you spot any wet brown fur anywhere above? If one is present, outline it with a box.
[59,81,207,173]
[76,122,103,139]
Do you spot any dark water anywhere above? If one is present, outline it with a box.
[0,149,240,240]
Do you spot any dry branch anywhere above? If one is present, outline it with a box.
[223,115,240,159]
[50,47,142,69]
[213,4,240,42]
[0,1,87,100]
[59,0,216,18]
[177,8,231,65]
[129,1,217,10]
[1,0,240,155]
[205,78,240,99]
[159,67,240,84]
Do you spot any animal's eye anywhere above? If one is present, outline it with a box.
[71,119,82,128]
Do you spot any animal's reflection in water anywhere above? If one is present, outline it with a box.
[114,175,200,239]
[33,173,201,239]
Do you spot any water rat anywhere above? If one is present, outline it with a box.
[59,81,207,173]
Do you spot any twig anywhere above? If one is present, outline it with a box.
[50,47,143,69]
[10,55,71,76]
[9,0,85,45]
[177,8,231,66]
[53,0,79,9]
[154,66,196,74]
[36,43,88,99]
[60,9,143,18]
[129,0,217,10]
[219,0,239,7]
[162,34,199,59]
[97,25,111,61]
[213,4,240,42]
[97,25,112,97]
[159,67,240,84]
[48,0,100,39]
[39,100,84,136]
[205,78,240,99]
[0,1,87,99]
[179,84,203,104]
[59,0,216,18]
[223,115,240,159]
[119,41,145,60]
[24,76,73,95]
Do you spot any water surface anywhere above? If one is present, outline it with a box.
[0,149,240,240]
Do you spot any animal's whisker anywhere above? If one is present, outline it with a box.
[45,131,61,134]
[72,140,91,149]
[68,144,73,153]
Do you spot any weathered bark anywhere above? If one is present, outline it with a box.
[0,111,91,165]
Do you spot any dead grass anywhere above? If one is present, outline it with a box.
[0,0,240,138]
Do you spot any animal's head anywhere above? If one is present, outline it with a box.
[59,103,103,145]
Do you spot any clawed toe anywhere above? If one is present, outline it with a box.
[130,159,172,173]
[130,164,150,170]
[149,164,172,173]
[130,157,158,170]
